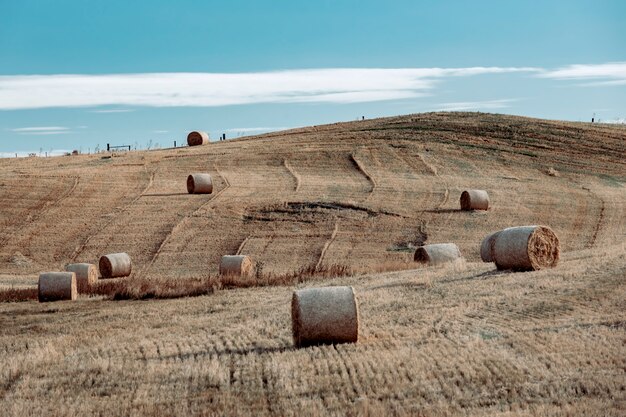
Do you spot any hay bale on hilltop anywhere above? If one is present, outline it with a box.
[38,272,77,302]
[414,243,462,265]
[460,190,490,210]
[187,173,213,194]
[291,286,359,348]
[480,231,501,262]
[219,255,254,278]
[491,225,560,271]
[65,263,97,289]
[187,131,209,146]
[99,253,132,278]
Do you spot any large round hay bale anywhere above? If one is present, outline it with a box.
[64,263,97,287]
[414,243,462,265]
[291,286,359,348]
[492,225,560,271]
[480,231,501,262]
[99,252,132,278]
[187,173,213,194]
[38,272,77,302]
[219,255,254,277]
[460,190,490,210]
[187,131,209,146]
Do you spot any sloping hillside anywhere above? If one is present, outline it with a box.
[1,112,625,416]
[0,112,624,281]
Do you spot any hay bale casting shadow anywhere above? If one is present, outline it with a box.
[187,131,209,146]
[219,255,254,278]
[460,190,490,211]
[414,243,462,265]
[292,286,359,348]
[99,253,132,278]
[65,263,97,288]
[38,272,77,302]
[187,173,213,194]
[491,225,560,271]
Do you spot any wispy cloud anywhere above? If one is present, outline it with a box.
[0,67,539,110]
[599,117,626,124]
[89,109,136,113]
[0,149,71,158]
[11,126,71,135]
[537,62,626,86]
[435,99,518,112]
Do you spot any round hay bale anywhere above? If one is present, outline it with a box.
[480,231,501,262]
[64,263,97,288]
[414,243,462,265]
[291,286,359,348]
[187,173,213,194]
[460,190,490,210]
[99,252,132,278]
[219,255,254,278]
[38,272,77,302]
[187,131,209,146]
[492,225,560,271]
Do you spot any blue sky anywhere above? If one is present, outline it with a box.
[1,0,624,156]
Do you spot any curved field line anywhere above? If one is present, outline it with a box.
[349,153,376,197]
[581,187,606,249]
[315,220,339,270]
[418,153,449,209]
[70,168,154,262]
[138,165,232,278]
[235,236,250,255]
[0,175,80,247]
[283,159,300,192]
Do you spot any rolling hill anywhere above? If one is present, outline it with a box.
[1,112,625,416]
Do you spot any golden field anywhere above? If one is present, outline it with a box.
[0,112,625,416]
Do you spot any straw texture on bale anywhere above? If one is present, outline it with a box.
[414,243,462,265]
[99,252,132,278]
[219,255,254,278]
[65,263,97,287]
[292,286,359,348]
[38,272,77,302]
[480,231,501,262]
[492,225,560,271]
[187,131,209,146]
[460,190,490,210]
[187,173,213,194]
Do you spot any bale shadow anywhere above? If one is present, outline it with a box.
[423,208,463,214]
[440,268,508,284]
[142,192,189,197]
[154,345,292,361]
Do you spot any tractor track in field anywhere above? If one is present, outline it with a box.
[139,165,231,278]
[349,152,376,198]
[315,220,339,270]
[0,175,80,248]
[283,159,301,192]
[69,168,156,262]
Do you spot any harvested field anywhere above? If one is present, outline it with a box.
[0,112,625,415]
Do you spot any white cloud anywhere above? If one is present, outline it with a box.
[12,126,69,132]
[537,62,626,86]
[599,117,626,124]
[435,99,517,112]
[0,149,71,158]
[89,109,136,113]
[11,126,72,135]
[0,67,539,110]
